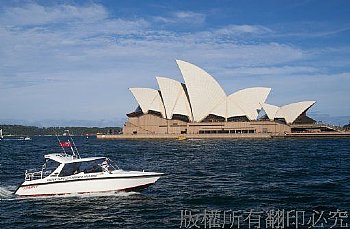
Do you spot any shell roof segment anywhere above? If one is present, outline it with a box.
[227,87,271,120]
[276,101,316,123]
[129,88,166,118]
[156,77,193,121]
[176,60,227,122]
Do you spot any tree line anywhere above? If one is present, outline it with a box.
[0,125,122,136]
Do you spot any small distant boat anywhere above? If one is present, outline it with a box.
[177,136,187,141]
[0,129,32,141]
[15,136,163,196]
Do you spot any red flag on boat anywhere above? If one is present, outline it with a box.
[59,141,72,147]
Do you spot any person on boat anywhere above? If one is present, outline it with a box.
[101,159,109,172]
[101,159,111,173]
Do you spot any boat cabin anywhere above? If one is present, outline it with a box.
[25,154,118,181]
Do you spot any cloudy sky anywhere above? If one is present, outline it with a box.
[0,0,349,126]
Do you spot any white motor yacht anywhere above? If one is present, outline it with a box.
[15,138,163,197]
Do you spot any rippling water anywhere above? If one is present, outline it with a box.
[1,137,349,228]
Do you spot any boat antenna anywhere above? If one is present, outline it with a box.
[56,134,66,154]
[69,136,80,159]
[65,130,80,159]
[67,139,76,158]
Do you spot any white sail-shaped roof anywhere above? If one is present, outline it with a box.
[227,87,271,120]
[129,88,166,118]
[210,97,227,118]
[261,103,279,120]
[128,60,316,124]
[210,96,254,119]
[275,101,316,123]
[176,60,227,122]
[156,77,193,121]
[173,88,193,121]
[226,96,247,118]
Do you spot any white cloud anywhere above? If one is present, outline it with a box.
[271,23,350,38]
[0,3,150,85]
[0,3,305,90]
[174,11,205,21]
[153,11,205,24]
[0,3,108,26]
[221,66,319,77]
[0,2,348,122]
[214,25,272,35]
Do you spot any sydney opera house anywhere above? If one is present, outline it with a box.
[122,60,317,136]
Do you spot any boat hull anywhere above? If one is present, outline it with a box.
[15,174,161,197]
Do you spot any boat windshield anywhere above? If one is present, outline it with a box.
[42,159,60,177]
[58,158,116,177]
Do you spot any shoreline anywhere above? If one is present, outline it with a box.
[96,132,350,140]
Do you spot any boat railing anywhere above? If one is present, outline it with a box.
[25,169,43,181]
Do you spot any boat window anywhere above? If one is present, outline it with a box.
[42,160,60,177]
[59,162,81,177]
[79,159,105,174]
[58,159,106,177]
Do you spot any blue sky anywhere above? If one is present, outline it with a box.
[0,0,350,127]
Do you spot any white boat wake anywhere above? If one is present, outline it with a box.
[0,186,15,200]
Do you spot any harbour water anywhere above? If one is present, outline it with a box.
[1,137,349,228]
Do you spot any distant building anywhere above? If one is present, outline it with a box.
[123,60,317,136]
